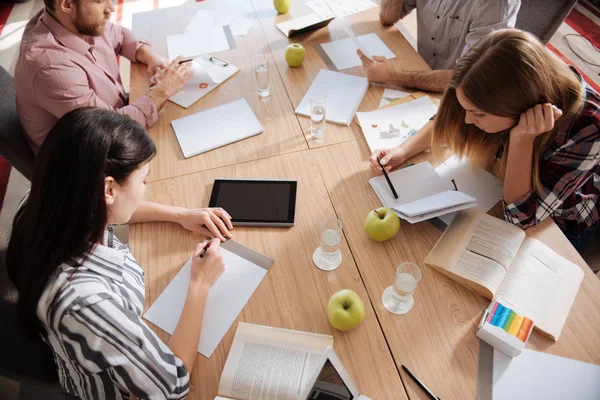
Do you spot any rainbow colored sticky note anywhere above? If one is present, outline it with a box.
[486,301,534,343]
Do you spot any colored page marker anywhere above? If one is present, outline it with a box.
[487,302,499,323]
[517,318,534,342]
[503,311,516,332]
[491,303,506,326]
[508,314,524,336]
[496,306,511,328]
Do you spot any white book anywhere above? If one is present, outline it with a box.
[369,162,478,223]
[169,56,240,108]
[275,14,334,37]
[319,33,394,70]
[295,69,369,126]
[144,241,273,358]
[356,96,438,152]
[171,98,263,158]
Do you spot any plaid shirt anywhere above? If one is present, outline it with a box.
[504,82,600,236]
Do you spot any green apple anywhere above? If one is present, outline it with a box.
[285,43,305,67]
[327,289,366,331]
[365,207,400,242]
[273,0,291,14]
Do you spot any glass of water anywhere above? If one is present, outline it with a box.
[382,262,422,314]
[310,96,327,138]
[253,54,270,97]
[312,216,343,271]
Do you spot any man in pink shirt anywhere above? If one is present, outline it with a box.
[15,0,193,153]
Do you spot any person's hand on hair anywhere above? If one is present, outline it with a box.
[177,207,233,241]
[357,50,392,84]
[368,147,408,175]
[190,239,225,288]
[511,103,563,141]
[148,56,194,99]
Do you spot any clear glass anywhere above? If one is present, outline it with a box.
[312,216,343,271]
[253,54,270,97]
[310,96,327,138]
[382,262,422,314]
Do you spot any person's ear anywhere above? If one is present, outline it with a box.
[56,0,76,14]
[104,176,117,206]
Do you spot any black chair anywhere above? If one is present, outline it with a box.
[516,0,577,44]
[0,66,35,181]
[0,225,62,392]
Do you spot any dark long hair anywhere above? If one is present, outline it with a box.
[7,108,156,335]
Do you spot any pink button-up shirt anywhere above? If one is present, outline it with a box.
[15,10,158,153]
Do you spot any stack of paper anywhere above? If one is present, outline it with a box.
[276,14,334,37]
[171,98,263,158]
[185,10,253,37]
[356,96,438,152]
[295,69,369,126]
[144,240,273,358]
[307,0,377,18]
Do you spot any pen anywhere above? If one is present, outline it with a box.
[377,157,399,199]
[178,57,195,64]
[209,55,229,67]
[402,365,440,400]
[198,237,213,259]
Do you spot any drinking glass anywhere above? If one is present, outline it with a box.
[382,262,422,314]
[310,96,327,138]
[253,54,270,97]
[312,216,343,271]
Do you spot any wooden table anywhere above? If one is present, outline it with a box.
[129,1,600,399]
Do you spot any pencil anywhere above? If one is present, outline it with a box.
[377,157,399,199]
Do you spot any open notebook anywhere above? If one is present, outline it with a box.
[369,162,477,223]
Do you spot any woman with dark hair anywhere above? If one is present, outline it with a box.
[7,108,232,399]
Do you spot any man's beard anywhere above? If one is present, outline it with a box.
[75,10,106,36]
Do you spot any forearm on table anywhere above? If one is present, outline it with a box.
[503,137,535,204]
[388,69,452,93]
[168,282,209,373]
[128,201,185,224]
[379,0,404,25]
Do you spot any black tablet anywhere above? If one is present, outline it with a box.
[208,179,297,227]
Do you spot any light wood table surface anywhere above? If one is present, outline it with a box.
[312,139,600,400]
[130,150,406,399]
[250,0,431,149]
[130,1,307,183]
[129,1,600,399]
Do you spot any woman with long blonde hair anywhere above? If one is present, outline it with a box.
[369,29,599,249]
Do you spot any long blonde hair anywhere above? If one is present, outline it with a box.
[432,29,584,195]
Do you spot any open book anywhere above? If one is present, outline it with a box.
[425,209,584,340]
[369,162,477,223]
[215,323,333,400]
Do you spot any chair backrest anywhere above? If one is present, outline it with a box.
[516,0,577,44]
[0,66,35,181]
[0,224,59,386]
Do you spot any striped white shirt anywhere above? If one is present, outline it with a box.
[37,227,190,399]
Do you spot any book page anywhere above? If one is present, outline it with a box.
[495,238,584,340]
[448,212,525,297]
[218,323,333,400]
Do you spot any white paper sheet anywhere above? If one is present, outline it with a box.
[144,243,272,358]
[493,349,600,400]
[295,70,369,126]
[379,88,412,108]
[171,98,263,158]
[185,10,253,37]
[435,156,504,225]
[166,25,233,59]
[320,33,394,70]
[356,96,438,152]
[307,0,376,18]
